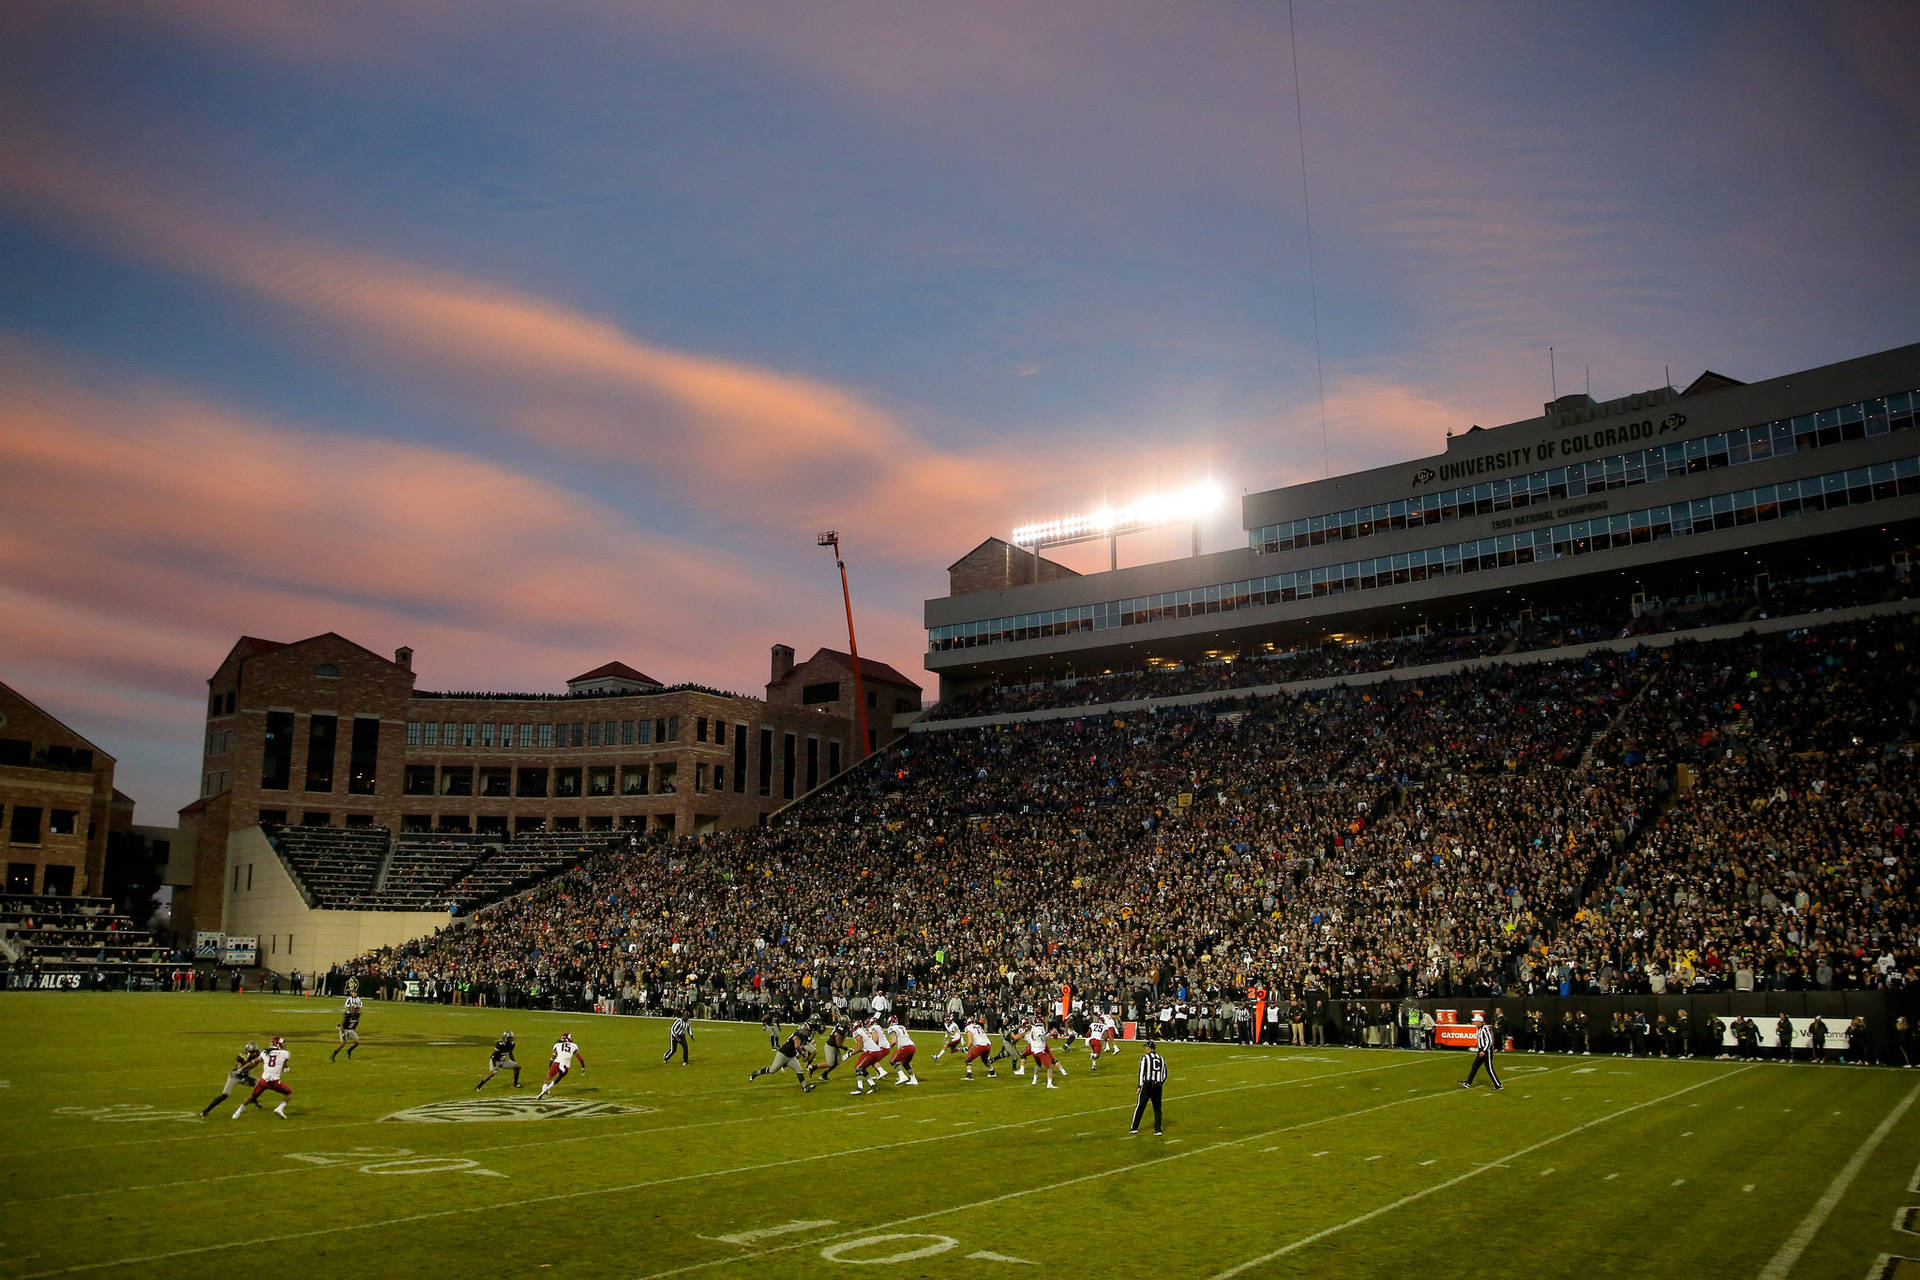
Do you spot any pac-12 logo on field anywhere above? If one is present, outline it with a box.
[384,1097,655,1123]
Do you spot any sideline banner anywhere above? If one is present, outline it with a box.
[1431,1008,1489,1049]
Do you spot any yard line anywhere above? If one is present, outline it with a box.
[628,1087,1480,1280]
[1204,1067,1756,1280]
[20,1060,1427,1269]
[1755,1081,1920,1280]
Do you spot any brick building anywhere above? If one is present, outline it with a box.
[764,645,923,754]
[0,678,130,897]
[176,632,908,936]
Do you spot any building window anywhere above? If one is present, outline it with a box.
[830,741,842,778]
[555,767,582,797]
[519,724,536,748]
[668,716,680,742]
[423,722,439,747]
[538,724,554,749]
[48,809,78,836]
[782,732,796,801]
[9,806,41,845]
[714,766,725,791]
[715,721,726,746]
[348,717,380,794]
[654,718,666,744]
[866,690,877,709]
[441,721,456,745]
[589,766,614,796]
[300,811,330,826]
[305,714,337,792]
[481,769,511,797]
[225,692,236,715]
[733,727,747,794]
[803,682,840,705]
[481,723,496,748]
[261,711,295,791]
[696,717,708,742]
[637,719,653,745]
[695,763,708,793]
[517,768,548,798]
[588,722,601,747]
[623,765,647,795]
[758,728,773,797]
[806,737,819,792]
[315,663,339,678]
[345,813,375,827]
[620,720,635,745]
[258,808,287,826]
[570,722,583,748]
[405,766,436,796]
[407,722,422,746]
[463,723,478,747]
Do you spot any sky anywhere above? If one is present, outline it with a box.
[2,1,1916,820]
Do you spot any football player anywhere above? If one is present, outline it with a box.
[476,1031,520,1090]
[331,994,363,1062]
[750,1022,815,1090]
[234,1036,292,1119]
[536,1033,586,1098]
[201,1042,262,1117]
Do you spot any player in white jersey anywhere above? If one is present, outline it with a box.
[1026,1019,1064,1089]
[849,1020,890,1095]
[933,1016,964,1061]
[885,1018,919,1085]
[1087,1013,1120,1071]
[331,994,363,1062]
[537,1032,587,1098]
[962,1020,997,1079]
[234,1036,292,1119]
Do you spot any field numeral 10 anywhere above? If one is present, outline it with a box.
[284,1147,505,1177]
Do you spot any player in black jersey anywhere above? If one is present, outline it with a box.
[202,1043,262,1117]
[476,1031,521,1090]
[809,1020,848,1082]
[749,1023,814,1090]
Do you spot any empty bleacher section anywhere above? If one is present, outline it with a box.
[345,611,1917,1042]
[263,825,616,914]
[1,895,172,989]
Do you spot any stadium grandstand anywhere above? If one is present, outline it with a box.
[310,344,1920,1062]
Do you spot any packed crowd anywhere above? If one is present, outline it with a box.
[343,611,1919,1030]
[923,566,1911,723]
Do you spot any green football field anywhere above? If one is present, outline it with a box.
[2,996,1916,1280]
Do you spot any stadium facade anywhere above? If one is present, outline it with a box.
[925,343,1920,698]
[175,632,919,937]
[0,678,132,898]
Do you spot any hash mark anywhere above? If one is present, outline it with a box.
[1742,1184,1755,1193]
[1604,1173,1619,1181]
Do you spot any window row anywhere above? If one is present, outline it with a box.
[931,456,1920,651]
[403,716,718,749]
[400,763,705,798]
[1250,388,1919,554]
[2,804,82,845]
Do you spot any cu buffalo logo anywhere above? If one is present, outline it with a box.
[1411,467,1436,488]
[1660,412,1688,434]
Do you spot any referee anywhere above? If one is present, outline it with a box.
[663,1015,693,1064]
[1459,1015,1502,1091]
[1130,1041,1167,1135]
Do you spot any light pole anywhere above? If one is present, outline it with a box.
[817,531,871,760]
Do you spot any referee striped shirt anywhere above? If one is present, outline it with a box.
[1475,1023,1495,1053]
[671,1017,691,1040]
[1138,1049,1168,1086]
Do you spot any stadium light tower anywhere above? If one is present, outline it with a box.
[816,531,872,760]
[1012,481,1224,576]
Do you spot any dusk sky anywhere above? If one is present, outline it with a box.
[2,1,1916,820]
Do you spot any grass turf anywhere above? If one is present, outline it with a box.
[0,995,1915,1280]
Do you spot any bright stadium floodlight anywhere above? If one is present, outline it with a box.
[1012,482,1225,569]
